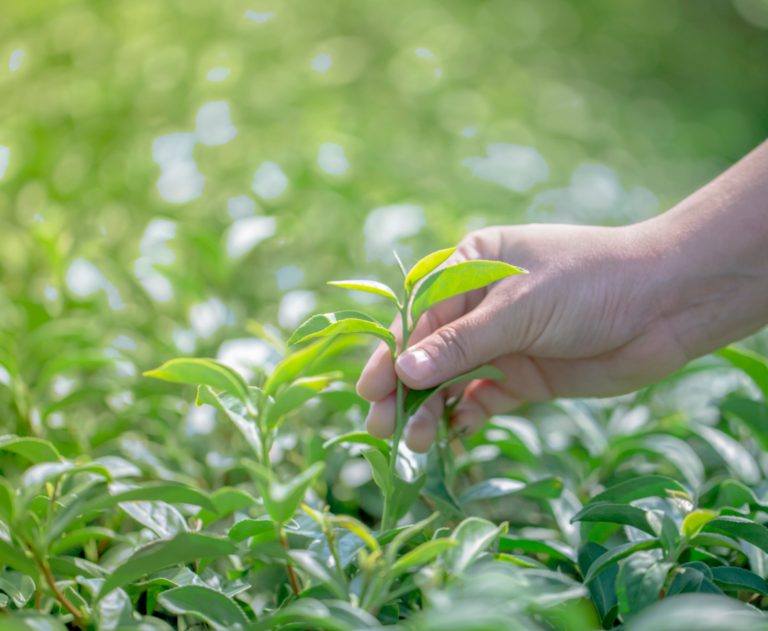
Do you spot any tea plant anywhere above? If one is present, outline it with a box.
[3,250,768,631]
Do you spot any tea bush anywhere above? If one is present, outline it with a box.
[3,0,768,629]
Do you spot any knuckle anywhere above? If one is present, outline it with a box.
[434,324,473,368]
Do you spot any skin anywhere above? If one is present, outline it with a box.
[358,140,768,453]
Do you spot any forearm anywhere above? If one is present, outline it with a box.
[640,140,768,358]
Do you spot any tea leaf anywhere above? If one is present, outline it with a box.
[390,538,457,578]
[145,358,252,409]
[584,540,663,583]
[410,260,526,324]
[288,311,397,356]
[459,476,563,505]
[328,280,401,307]
[444,516,507,574]
[616,552,672,617]
[682,509,719,539]
[363,449,393,497]
[578,543,619,629]
[589,475,690,505]
[267,375,334,428]
[0,435,61,463]
[571,502,655,536]
[717,345,768,400]
[404,247,458,291]
[711,566,768,597]
[158,585,250,631]
[322,431,391,455]
[244,460,326,524]
[703,516,768,555]
[405,365,505,416]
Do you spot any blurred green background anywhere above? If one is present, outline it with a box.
[1,0,768,459]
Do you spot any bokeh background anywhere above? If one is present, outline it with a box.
[2,0,768,503]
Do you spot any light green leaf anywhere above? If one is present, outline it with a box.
[362,449,393,498]
[585,540,662,583]
[322,431,390,455]
[266,376,334,428]
[578,543,619,629]
[157,585,250,631]
[0,539,37,577]
[682,509,719,539]
[404,247,458,291]
[410,260,526,324]
[332,514,380,551]
[571,502,654,536]
[287,311,397,356]
[328,280,401,307]
[144,358,253,411]
[459,476,563,505]
[227,517,275,543]
[0,435,61,463]
[404,365,506,416]
[711,566,768,597]
[390,538,457,578]
[717,345,768,400]
[243,460,326,524]
[96,533,236,601]
[0,570,35,607]
[590,475,690,505]
[197,487,259,526]
[444,516,507,575]
[694,423,761,485]
[616,551,672,618]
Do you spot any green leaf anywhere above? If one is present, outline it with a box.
[1,613,69,631]
[711,566,768,597]
[144,358,253,411]
[97,533,236,601]
[243,460,325,524]
[404,247,458,291]
[703,516,768,555]
[578,543,619,629]
[264,336,356,396]
[287,311,397,356]
[616,551,671,618]
[49,526,120,555]
[0,435,61,463]
[499,537,577,563]
[86,481,218,514]
[157,585,250,631]
[590,475,690,505]
[327,280,401,307]
[410,260,526,324]
[694,423,760,485]
[645,510,680,555]
[362,449,393,497]
[404,365,506,416]
[459,476,563,505]
[667,562,722,596]
[228,517,275,542]
[289,550,347,599]
[682,509,720,539]
[721,397,768,449]
[571,502,654,536]
[584,540,662,583]
[389,472,426,522]
[198,385,263,459]
[266,376,334,428]
[717,345,768,400]
[0,539,37,577]
[390,538,457,578]
[0,477,14,523]
[197,487,258,526]
[0,570,35,607]
[322,431,390,455]
[444,516,507,574]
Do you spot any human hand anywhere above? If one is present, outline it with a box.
[356,222,688,452]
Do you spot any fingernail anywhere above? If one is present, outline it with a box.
[397,349,434,382]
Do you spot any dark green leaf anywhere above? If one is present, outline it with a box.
[410,260,526,324]
[667,563,723,596]
[645,510,679,555]
[711,566,768,597]
[404,365,505,416]
[389,472,426,522]
[289,550,347,599]
[0,539,37,576]
[287,311,396,356]
[157,585,250,631]
[578,543,619,629]
[459,476,563,505]
[717,345,768,400]
[590,475,690,505]
[96,533,236,601]
[0,477,14,523]
[703,516,768,555]
[585,540,662,583]
[404,247,457,291]
[616,551,671,617]
[499,537,577,563]
[721,397,768,449]
[571,502,654,535]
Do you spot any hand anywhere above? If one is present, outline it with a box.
[356,221,690,452]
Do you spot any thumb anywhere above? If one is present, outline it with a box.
[395,298,517,389]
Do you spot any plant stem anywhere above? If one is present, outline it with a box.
[280,528,301,595]
[38,559,85,629]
